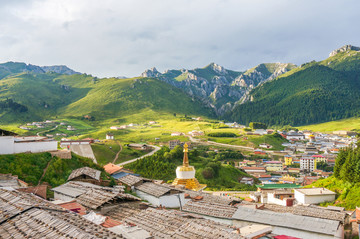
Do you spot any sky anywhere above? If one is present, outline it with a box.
[0,0,359,77]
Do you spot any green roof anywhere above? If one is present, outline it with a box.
[256,184,301,189]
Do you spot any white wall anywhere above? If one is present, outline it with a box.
[0,137,15,155]
[294,191,336,204]
[267,193,287,206]
[14,141,57,153]
[0,136,57,155]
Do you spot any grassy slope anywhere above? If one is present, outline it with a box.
[0,73,214,124]
[298,117,360,132]
[306,176,360,209]
[228,50,360,126]
[0,152,106,187]
[91,141,148,166]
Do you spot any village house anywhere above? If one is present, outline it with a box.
[171,132,184,136]
[169,139,181,150]
[241,166,266,174]
[265,161,283,172]
[0,173,28,188]
[134,182,185,208]
[0,134,57,155]
[294,188,336,205]
[286,131,305,141]
[106,133,114,140]
[0,189,122,238]
[284,155,293,165]
[300,156,317,172]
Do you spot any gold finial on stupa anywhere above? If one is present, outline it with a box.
[183,143,189,167]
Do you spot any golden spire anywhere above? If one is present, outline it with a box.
[183,143,189,167]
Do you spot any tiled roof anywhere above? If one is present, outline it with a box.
[67,167,101,181]
[182,200,237,218]
[123,208,241,238]
[118,174,144,186]
[232,206,341,236]
[0,189,121,238]
[103,163,122,175]
[135,182,172,197]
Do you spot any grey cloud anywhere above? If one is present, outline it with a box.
[0,0,359,77]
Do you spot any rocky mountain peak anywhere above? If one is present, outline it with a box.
[329,45,360,57]
[41,65,80,75]
[141,67,160,78]
[209,63,227,75]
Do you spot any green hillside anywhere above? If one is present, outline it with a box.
[0,72,215,123]
[227,48,360,126]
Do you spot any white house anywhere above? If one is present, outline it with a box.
[0,136,57,155]
[134,182,185,208]
[106,133,114,140]
[294,188,336,205]
[253,129,267,135]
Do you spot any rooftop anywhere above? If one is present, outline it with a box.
[118,174,146,186]
[257,184,301,189]
[67,167,101,181]
[135,182,179,197]
[295,187,336,196]
[0,189,121,238]
[232,206,340,236]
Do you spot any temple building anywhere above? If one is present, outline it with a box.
[172,143,206,191]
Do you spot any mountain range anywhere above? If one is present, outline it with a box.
[0,44,359,127]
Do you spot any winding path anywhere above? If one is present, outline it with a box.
[117,145,161,166]
[112,142,123,164]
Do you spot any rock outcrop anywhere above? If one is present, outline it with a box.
[140,62,296,116]
[329,45,360,57]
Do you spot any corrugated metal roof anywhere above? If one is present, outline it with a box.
[52,184,86,197]
[232,207,340,236]
[67,167,101,181]
[135,182,172,197]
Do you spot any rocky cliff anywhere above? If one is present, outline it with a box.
[329,45,360,57]
[140,62,296,115]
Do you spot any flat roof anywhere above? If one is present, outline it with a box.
[295,188,336,196]
[257,184,301,189]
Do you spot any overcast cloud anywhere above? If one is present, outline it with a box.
[0,0,359,77]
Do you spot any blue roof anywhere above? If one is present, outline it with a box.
[112,172,140,179]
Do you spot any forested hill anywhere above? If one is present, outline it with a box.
[226,45,360,126]
[0,72,215,123]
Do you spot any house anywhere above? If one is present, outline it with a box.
[241,167,266,174]
[188,130,204,136]
[232,206,344,239]
[265,161,283,172]
[51,181,140,209]
[254,149,266,155]
[259,143,273,149]
[103,163,123,175]
[300,157,317,172]
[312,154,327,163]
[60,139,92,148]
[267,190,295,206]
[286,131,305,141]
[66,125,76,131]
[134,182,185,208]
[256,184,301,192]
[239,177,254,185]
[284,155,293,165]
[0,135,57,155]
[171,132,184,136]
[106,133,114,140]
[148,121,157,124]
[110,126,121,130]
[169,139,181,150]
[0,173,28,188]
[294,188,336,205]
[253,129,267,135]
[127,143,149,150]
[67,167,101,182]
[118,174,149,188]
[0,188,121,238]
[287,168,300,174]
